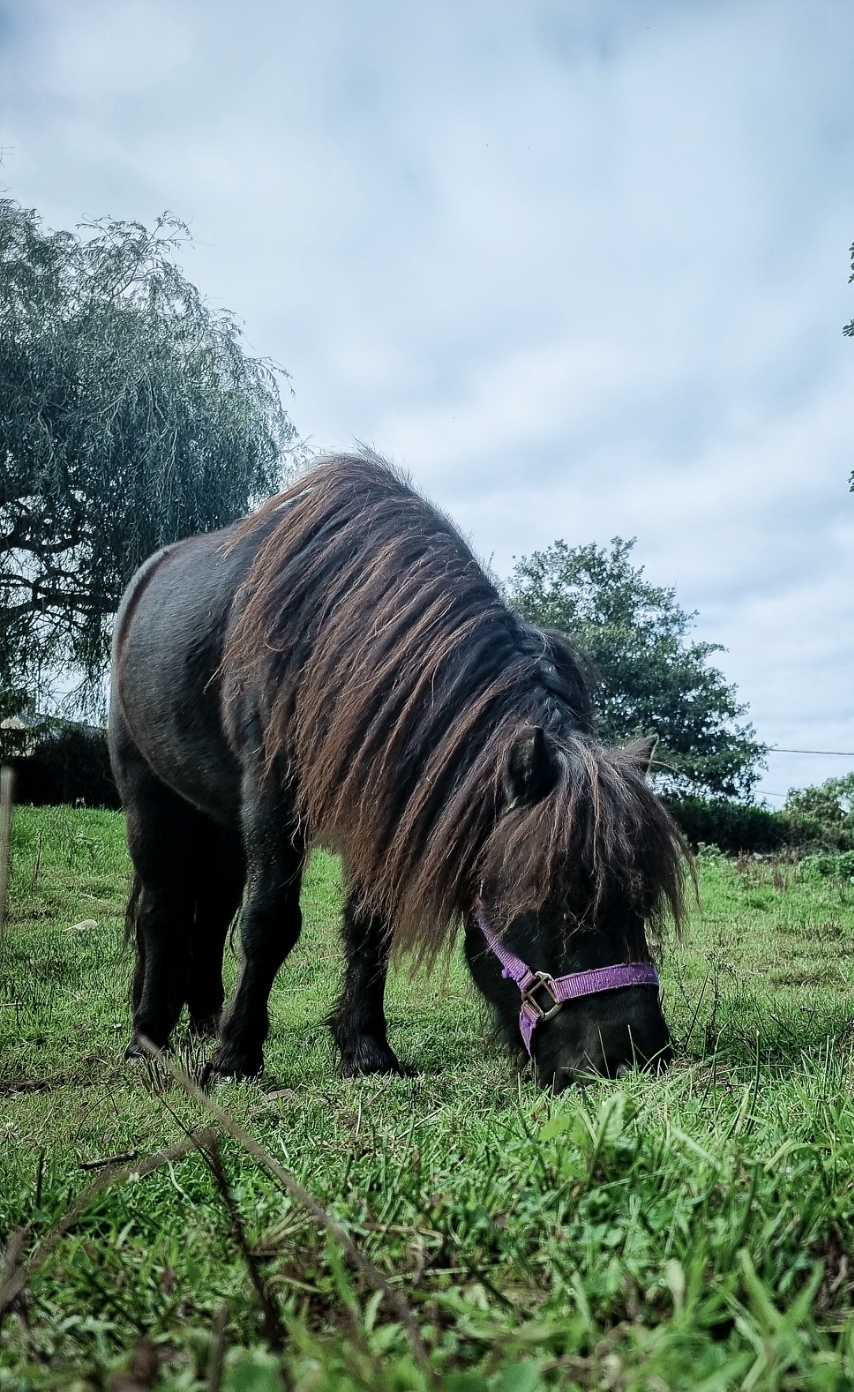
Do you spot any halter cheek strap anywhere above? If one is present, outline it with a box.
[474,901,660,1057]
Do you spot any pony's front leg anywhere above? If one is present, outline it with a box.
[207,801,304,1081]
[330,892,402,1076]
[126,877,192,1054]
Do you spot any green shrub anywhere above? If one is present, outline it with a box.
[799,849,854,881]
[664,796,786,854]
[663,795,854,855]
[9,721,120,808]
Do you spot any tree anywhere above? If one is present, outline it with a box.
[784,773,854,832]
[0,200,299,712]
[509,537,766,799]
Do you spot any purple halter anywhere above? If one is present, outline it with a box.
[474,901,660,1057]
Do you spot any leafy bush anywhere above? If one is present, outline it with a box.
[7,721,120,808]
[784,773,854,831]
[664,796,788,854]
[798,849,854,881]
[664,795,854,855]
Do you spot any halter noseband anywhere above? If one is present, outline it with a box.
[474,901,660,1057]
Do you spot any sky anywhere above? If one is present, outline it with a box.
[2,0,853,803]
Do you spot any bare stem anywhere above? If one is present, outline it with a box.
[203,1136,285,1352]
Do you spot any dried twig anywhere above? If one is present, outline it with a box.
[207,1301,229,1392]
[0,1228,28,1292]
[0,1128,217,1321]
[79,1150,139,1171]
[203,1136,285,1351]
[137,1038,433,1378]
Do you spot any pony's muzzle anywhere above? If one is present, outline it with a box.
[549,1043,672,1092]
[540,991,673,1091]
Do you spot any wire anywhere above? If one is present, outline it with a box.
[768,748,854,757]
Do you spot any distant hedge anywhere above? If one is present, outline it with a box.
[663,795,853,856]
[4,730,853,857]
[8,724,120,809]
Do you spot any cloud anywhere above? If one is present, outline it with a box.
[3,0,854,799]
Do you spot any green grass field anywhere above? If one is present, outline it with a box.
[3,808,854,1390]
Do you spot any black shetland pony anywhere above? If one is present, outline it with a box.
[109,454,687,1089]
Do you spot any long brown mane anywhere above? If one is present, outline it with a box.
[224,453,687,956]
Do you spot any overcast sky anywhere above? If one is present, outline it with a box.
[3,0,853,801]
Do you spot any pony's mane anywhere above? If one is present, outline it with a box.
[224,453,687,955]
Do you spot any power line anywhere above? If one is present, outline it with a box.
[768,748,854,757]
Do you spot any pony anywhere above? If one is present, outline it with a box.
[108,452,687,1089]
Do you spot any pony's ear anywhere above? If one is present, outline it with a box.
[503,727,559,808]
[626,734,658,776]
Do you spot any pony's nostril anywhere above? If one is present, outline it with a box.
[615,1062,632,1079]
[552,1067,575,1093]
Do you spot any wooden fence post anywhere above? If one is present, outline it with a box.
[0,766,14,946]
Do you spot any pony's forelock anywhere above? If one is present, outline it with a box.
[478,735,689,945]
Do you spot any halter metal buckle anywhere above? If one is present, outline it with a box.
[520,971,563,1022]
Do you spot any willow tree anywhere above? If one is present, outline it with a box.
[0,200,298,712]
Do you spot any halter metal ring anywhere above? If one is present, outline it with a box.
[520,971,563,1022]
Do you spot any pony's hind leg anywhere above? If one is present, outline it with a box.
[186,825,245,1038]
[206,779,305,1081]
[330,892,402,1076]
[122,777,198,1056]
[126,872,146,1020]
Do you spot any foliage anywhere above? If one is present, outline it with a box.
[0,199,299,711]
[508,537,766,798]
[800,849,854,881]
[5,816,854,1386]
[785,773,854,830]
[665,794,791,854]
[5,721,120,808]
[666,793,854,855]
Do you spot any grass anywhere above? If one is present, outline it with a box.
[2,811,854,1388]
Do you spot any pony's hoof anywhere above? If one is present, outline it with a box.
[189,1012,222,1040]
[203,1048,263,1085]
[125,1037,169,1064]
[339,1038,403,1077]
